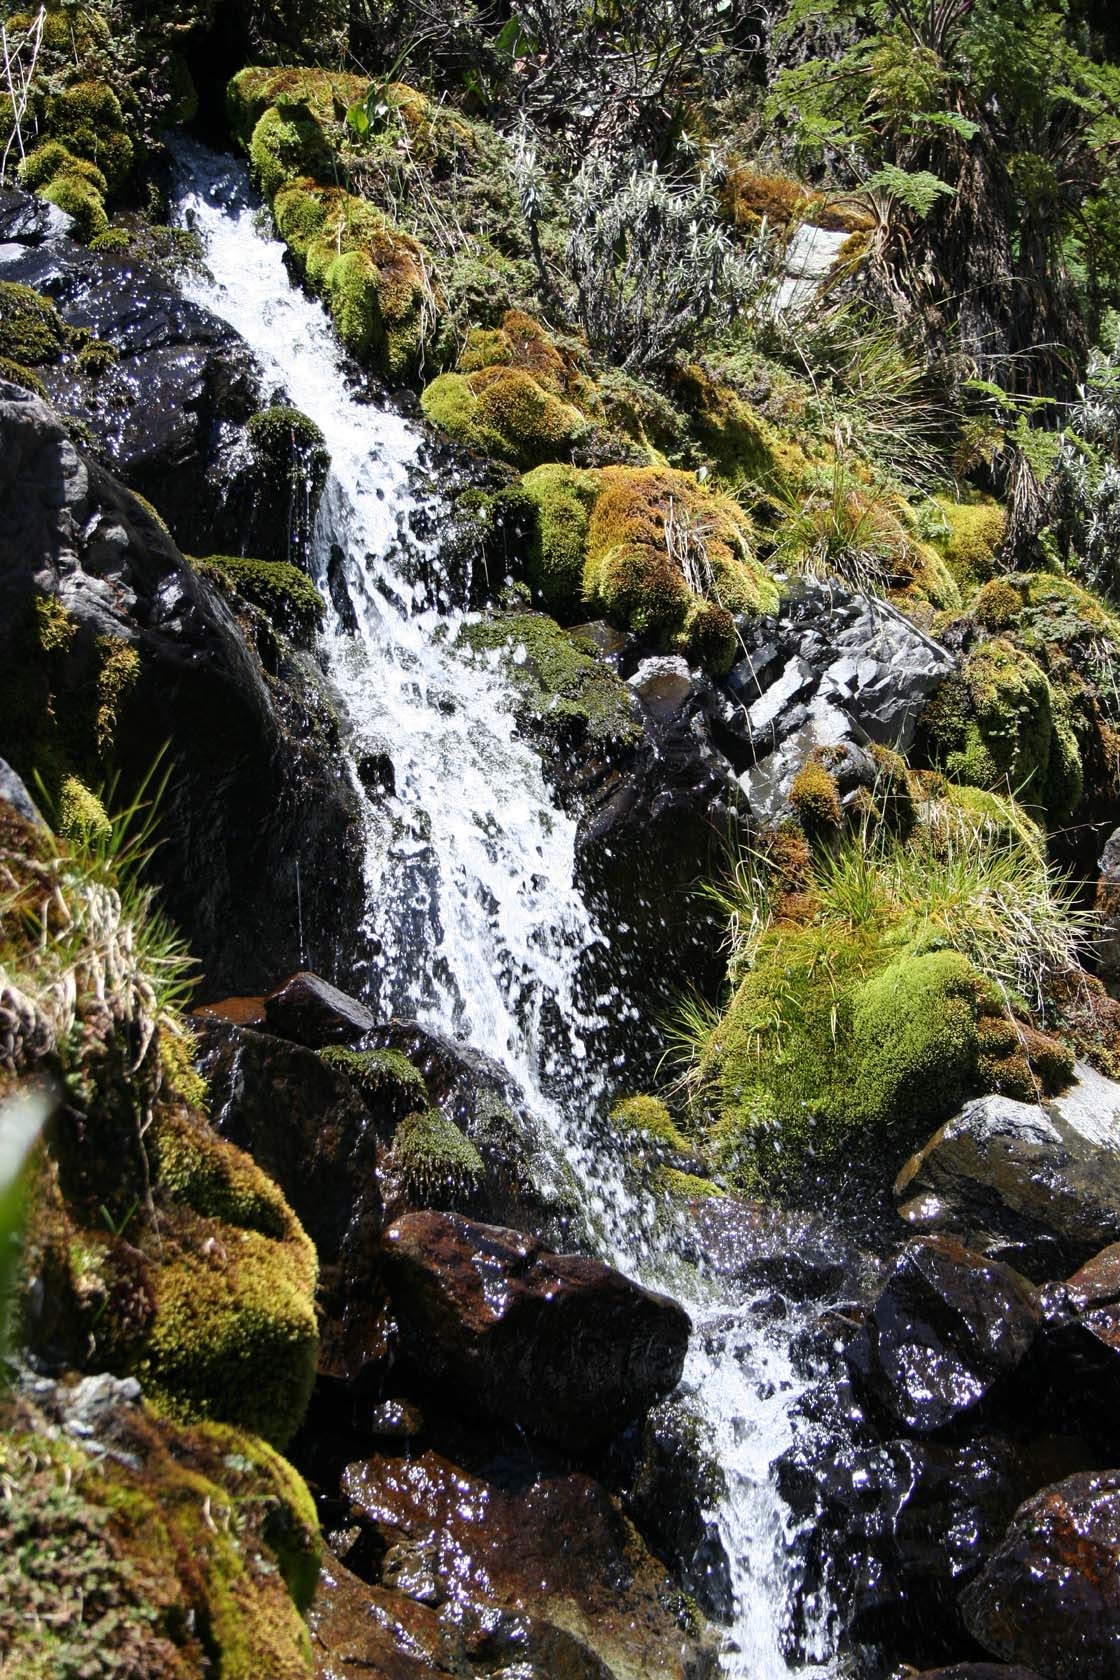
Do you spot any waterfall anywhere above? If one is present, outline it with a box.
[171,137,837,1679]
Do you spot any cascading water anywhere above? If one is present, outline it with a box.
[171,137,838,1679]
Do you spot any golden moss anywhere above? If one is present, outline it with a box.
[934,495,1006,594]
[56,775,110,844]
[789,759,843,838]
[394,1107,485,1205]
[422,364,588,468]
[611,1095,689,1153]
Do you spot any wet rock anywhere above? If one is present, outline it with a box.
[381,1211,691,1450]
[192,1016,385,1386]
[676,1193,867,1300]
[368,1399,425,1440]
[604,1396,734,1622]
[375,1020,588,1248]
[730,577,953,822]
[0,382,363,994]
[0,234,267,558]
[910,1668,1046,1679]
[960,1471,1120,1678]
[1032,1243,1120,1442]
[844,1237,1040,1433]
[264,969,378,1047]
[782,1427,1090,1663]
[895,1072,1120,1280]
[0,184,71,245]
[339,1447,718,1679]
[0,757,44,827]
[310,1550,449,1680]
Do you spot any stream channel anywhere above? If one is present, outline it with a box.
[172,137,840,1679]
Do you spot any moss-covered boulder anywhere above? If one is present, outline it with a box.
[422,366,589,467]
[934,494,1007,594]
[917,636,1083,822]
[196,555,325,645]
[0,1382,319,1680]
[459,610,641,746]
[2,804,319,1450]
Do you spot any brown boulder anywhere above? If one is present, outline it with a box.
[845,1237,1040,1433]
[338,1447,716,1679]
[961,1471,1120,1678]
[381,1211,691,1449]
[264,970,378,1047]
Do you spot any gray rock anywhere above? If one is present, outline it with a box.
[1098,826,1120,985]
[0,185,72,246]
[730,577,953,822]
[0,757,44,826]
[895,1068,1120,1280]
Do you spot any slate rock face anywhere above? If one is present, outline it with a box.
[895,1073,1120,1280]
[729,576,953,822]
[844,1236,1040,1433]
[0,380,362,993]
[961,1471,1120,1679]
[381,1211,691,1450]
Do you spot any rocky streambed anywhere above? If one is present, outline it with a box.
[5,96,1120,1680]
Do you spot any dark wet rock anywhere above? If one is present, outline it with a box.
[960,1470,1120,1678]
[1032,1243,1120,1444]
[264,969,378,1047]
[375,1019,588,1248]
[782,1427,1091,1664]
[381,1211,691,1450]
[192,1015,387,1387]
[368,1398,425,1439]
[0,381,363,994]
[604,1397,734,1623]
[192,994,267,1027]
[910,1668,1046,1679]
[895,1074,1120,1280]
[338,1447,718,1679]
[730,576,953,822]
[844,1237,1040,1433]
[310,1550,449,1680]
[676,1193,868,1300]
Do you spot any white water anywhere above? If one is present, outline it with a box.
[171,139,836,1679]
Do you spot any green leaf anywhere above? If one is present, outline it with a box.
[346,98,369,137]
[864,163,955,218]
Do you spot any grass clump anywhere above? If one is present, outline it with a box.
[681,813,1087,1188]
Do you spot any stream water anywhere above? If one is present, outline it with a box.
[171,138,837,1679]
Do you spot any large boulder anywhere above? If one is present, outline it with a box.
[1033,1243,1120,1443]
[0,379,363,994]
[961,1471,1120,1678]
[844,1237,1040,1434]
[192,1016,386,1387]
[895,1071,1120,1279]
[381,1211,691,1450]
[338,1446,718,1679]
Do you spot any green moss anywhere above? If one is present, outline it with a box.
[196,556,325,643]
[923,637,1084,820]
[394,1108,485,1204]
[0,356,46,397]
[48,80,133,192]
[789,759,843,838]
[459,611,641,745]
[611,1094,689,1152]
[849,951,983,1128]
[515,463,599,615]
[934,495,1006,594]
[249,103,334,201]
[226,65,366,146]
[0,280,71,365]
[973,577,1024,630]
[17,139,104,194]
[76,338,118,379]
[246,406,330,539]
[139,1216,318,1449]
[668,363,781,488]
[422,366,588,469]
[317,1045,428,1114]
[56,775,110,844]
[94,637,140,752]
[40,172,108,242]
[152,1110,291,1241]
[657,1168,727,1200]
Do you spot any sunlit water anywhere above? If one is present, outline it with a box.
[171,138,837,1678]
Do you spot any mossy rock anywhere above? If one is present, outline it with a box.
[393,1107,485,1206]
[934,495,1006,594]
[705,928,990,1188]
[249,102,335,202]
[667,363,781,489]
[421,366,589,469]
[918,636,1083,821]
[0,1392,319,1680]
[226,65,366,147]
[583,465,778,672]
[40,171,108,241]
[0,354,47,396]
[514,463,600,616]
[788,759,842,840]
[317,1045,428,1117]
[47,79,133,192]
[196,556,325,643]
[459,610,641,746]
[272,179,432,380]
[611,1095,689,1154]
[0,280,73,365]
